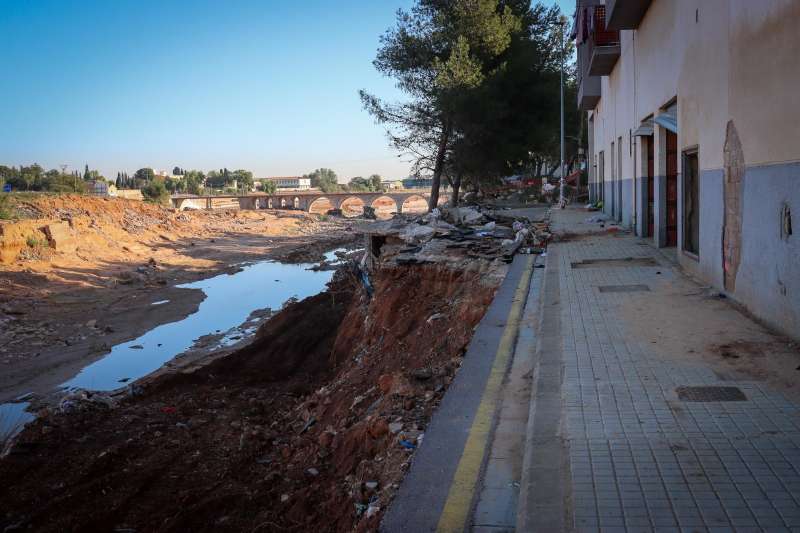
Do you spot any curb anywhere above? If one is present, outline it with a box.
[516,245,569,532]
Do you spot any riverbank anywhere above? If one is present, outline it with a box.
[0,195,357,404]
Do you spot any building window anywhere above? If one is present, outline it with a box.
[682,148,699,255]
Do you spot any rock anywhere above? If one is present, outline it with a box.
[130,345,144,350]
[388,422,403,434]
[85,319,97,328]
[377,374,394,394]
[401,224,436,244]
[280,494,289,503]
[368,418,389,439]
[318,431,335,448]
[412,368,433,381]
[364,481,379,492]
[306,467,319,477]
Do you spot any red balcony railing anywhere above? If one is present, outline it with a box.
[590,6,620,47]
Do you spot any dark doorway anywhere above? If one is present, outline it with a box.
[617,137,623,222]
[646,136,654,237]
[665,130,678,246]
[683,149,699,255]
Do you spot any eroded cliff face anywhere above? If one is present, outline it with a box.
[0,260,502,532]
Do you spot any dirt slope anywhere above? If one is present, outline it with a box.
[0,261,500,532]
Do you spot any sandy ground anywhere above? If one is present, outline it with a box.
[0,195,357,403]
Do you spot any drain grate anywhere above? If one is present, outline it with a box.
[598,284,650,293]
[676,386,747,402]
[571,257,658,268]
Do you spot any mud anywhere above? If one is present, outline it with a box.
[0,259,501,532]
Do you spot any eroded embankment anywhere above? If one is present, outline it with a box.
[0,260,500,532]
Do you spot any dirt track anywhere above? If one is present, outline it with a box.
[0,195,356,403]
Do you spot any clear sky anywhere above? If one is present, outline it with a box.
[0,0,571,181]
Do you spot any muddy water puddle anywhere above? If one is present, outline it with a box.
[0,249,355,438]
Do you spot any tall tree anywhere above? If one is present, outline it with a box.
[303,168,340,193]
[361,0,522,210]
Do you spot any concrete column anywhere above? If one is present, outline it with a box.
[206,197,212,210]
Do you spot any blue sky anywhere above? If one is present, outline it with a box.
[0,0,571,181]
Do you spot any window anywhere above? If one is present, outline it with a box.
[682,148,699,255]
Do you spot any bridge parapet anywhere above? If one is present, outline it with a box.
[171,190,432,214]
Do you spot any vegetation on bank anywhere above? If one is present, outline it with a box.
[361,0,583,208]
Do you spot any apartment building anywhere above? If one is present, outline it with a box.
[576,0,799,337]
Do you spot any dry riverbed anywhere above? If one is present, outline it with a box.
[0,195,357,404]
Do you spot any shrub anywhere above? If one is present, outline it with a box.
[141,179,170,205]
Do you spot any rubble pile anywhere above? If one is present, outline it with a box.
[359,204,551,268]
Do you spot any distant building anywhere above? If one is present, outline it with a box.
[401,177,433,189]
[85,180,110,196]
[261,176,311,190]
[381,179,403,190]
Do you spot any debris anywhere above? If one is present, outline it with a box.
[306,468,319,477]
[426,313,445,323]
[412,368,433,381]
[388,422,403,434]
[399,439,417,450]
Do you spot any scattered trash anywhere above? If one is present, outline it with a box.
[399,439,417,449]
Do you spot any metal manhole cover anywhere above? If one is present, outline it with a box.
[598,284,650,293]
[676,386,747,402]
[571,257,658,268]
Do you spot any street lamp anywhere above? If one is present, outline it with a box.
[558,18,566,209]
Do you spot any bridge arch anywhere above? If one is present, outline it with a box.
[370,195,399,219]
[340,196,365,218]
[293,196,300,209]
[280,197,287,208]
[401,194,428,214]
[308,197,334,215]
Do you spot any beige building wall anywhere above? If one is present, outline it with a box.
[584,0,800,338]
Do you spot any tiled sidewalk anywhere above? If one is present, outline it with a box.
[553,232,800,532]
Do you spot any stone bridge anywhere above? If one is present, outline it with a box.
[170,191,432,215]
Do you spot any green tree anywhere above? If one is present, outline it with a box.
[141,178,170,204]
[261,179,277,194]
[183,170,205,194]
[205,170,226,189]
[369,174,384,191]
[133,167,155,186]
[361,0,522,210]
[303,168,340,193]
[231,169,254,191]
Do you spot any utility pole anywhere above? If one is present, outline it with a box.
[559,18,566,209]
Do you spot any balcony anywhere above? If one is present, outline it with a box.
[576,32,601,110]
[578,73,601,111]
[587,11,620,76]
[606,0,652,30]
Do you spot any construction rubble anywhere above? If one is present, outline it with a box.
[358,204,551,269]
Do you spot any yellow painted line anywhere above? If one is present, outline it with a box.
[436,256,535,533]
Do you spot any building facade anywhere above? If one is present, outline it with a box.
[261,176,311,190]
[576,0,799,337]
